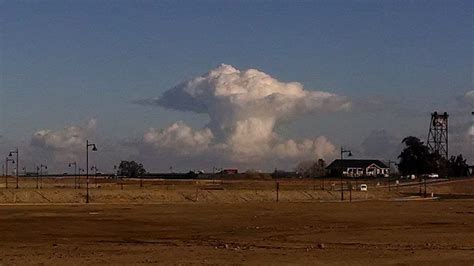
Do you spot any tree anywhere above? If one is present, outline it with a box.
[295,159,327,178]
[398,136,470,178]
[118,160,146,178]
[398,137,438,176]
[448,154,469,177]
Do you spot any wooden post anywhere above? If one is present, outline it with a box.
[276,182,279,202]
[349,182,352,202]
[424,178,427,198]
[419,179,422,196]
[195,186,199,202]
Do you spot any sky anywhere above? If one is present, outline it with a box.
[0,0,472,173]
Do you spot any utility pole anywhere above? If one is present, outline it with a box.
[387,160,397,192]
[5,157,15,189]
[5,158,8,189]
[39,164,47,189]
[69,162,77,189]
[340,147,352,201]
[9,148,19,189]
[36,166,39,189]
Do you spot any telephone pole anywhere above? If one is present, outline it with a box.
[9,148,19,189]
[340,147,352,201]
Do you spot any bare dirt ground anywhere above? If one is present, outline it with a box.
[0,178,473,265]
[0,177,406,204]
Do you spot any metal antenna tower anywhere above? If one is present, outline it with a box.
[471,112,474,167]
[427,112,449,159]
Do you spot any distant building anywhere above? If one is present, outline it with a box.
[271,170,297,179]
[326,159,390,177]
[220,168,238,175]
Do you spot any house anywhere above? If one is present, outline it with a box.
[326,159,390,177]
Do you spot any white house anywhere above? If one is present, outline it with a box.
[326,159,390,177]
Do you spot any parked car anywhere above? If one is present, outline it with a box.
[402,174,416,180]
[360,184,368,191]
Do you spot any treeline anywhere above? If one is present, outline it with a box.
[294,136,470,178]
[398,137,469,177]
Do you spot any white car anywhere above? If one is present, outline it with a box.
[428,173,439,178]
[360,184,368,191]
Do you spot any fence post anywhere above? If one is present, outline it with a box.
[276,181,279,202]
[424,179,427,198]
[349,182,352,202]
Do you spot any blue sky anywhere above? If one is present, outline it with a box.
[0,0,472,171]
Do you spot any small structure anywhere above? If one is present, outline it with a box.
[427,112,449,159]
[326,159,390,177]
[220,168,238,175]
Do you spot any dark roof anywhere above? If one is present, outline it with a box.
[326,159,389,170]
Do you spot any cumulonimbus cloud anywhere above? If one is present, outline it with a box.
[138,64,351,165]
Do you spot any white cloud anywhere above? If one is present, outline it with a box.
[273,137,336,160]
[465,90,474,103]
[30,119,97,162]
[469,125,474,136]
[144,121,213,156]
[138,64,348,167]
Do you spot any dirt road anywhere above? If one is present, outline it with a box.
[0,201,473,265]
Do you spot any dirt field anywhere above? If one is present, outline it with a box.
[0,201,473,265]
[0,178,473,265]
[0,177,399,204]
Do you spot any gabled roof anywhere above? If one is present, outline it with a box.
[326,159,389,170]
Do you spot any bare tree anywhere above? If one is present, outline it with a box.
[295,159,327,178]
